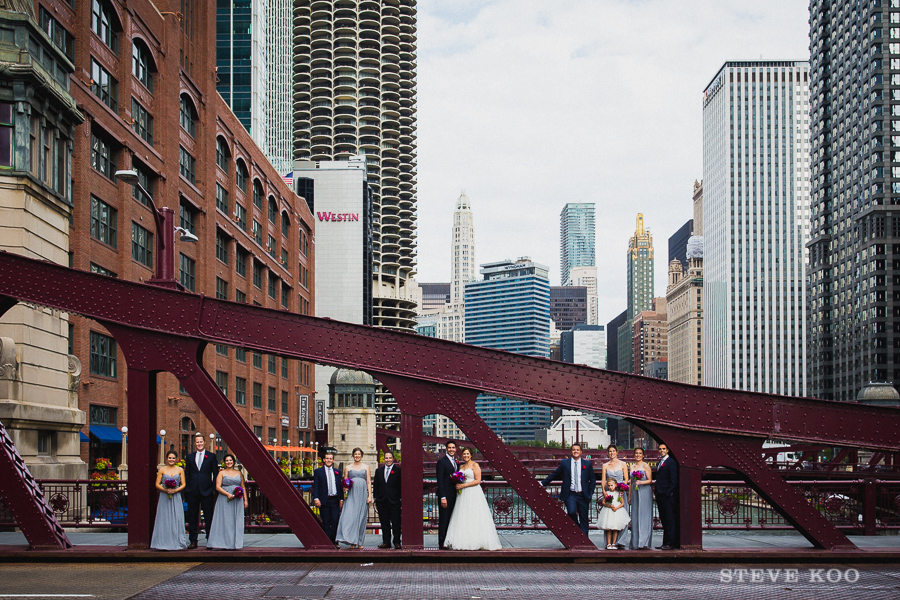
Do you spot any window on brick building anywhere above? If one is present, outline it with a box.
[91,0,119,52]
[216,137,229,173]
[236,159,248,192]
[179,94,197,137]
[89,331,117,377]
[132,40,154,91]
[131,222,153,268]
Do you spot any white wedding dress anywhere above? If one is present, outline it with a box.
[444,468,502,550]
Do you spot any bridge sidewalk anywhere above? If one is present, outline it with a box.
[0,531,898,563]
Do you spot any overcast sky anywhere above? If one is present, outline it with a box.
[413,0,809,327]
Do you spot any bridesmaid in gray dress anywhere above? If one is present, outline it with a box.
[151,450,187,550]
[207,454,248,550]
[336,448,373,548]
[625,447,653,549]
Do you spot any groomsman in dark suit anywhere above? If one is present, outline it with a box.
[654,443,679,550]
[374,450,402,549]
[541,443,596,535]
[312,451,343,547]
[184,433,219,549]
[435,440,459,549]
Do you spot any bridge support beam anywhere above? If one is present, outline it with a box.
[124,367,156,548]
[378,375,595,550]
[679,465,704,550]
[400,412,424,549]
[103,325,335,550]
[645,423,857,551]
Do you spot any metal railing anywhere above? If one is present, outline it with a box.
[1,477,898,534]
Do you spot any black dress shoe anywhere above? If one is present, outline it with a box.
[660,545,675,550]
[377,543,391,549]
[187,542,198,550]
[394,544,402,550]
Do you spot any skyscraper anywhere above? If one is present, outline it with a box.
[616,214,655,373]
[550,286,588,331]
[215,0,293,174]
[293,0,419,332]
[560,203,596,286]
[702,61,809,395]
[808,2,900,400]
[265,0,294,174]
[216,0,269,155]
[451,192,476,307]
[668,220,693,268]
[666,242,704,386]
[466,258,551,440]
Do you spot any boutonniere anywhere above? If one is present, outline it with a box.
[582,465,586,470]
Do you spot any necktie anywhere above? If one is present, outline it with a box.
[450,456,456,470]
[572,459,581,492]
[385,466,391,482]
[196,452,203,470]
[327,468,336,496]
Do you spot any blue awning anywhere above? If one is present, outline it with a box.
[80,432,89,443]
[89,425,122,443]
[87,426,162,443]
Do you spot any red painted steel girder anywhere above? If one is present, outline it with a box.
[0,420,71,549]
[0,251,896,451]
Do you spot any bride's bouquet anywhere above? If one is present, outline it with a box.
[451,470,466,495]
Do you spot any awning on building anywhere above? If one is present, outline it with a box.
[80,432,89,443]
[88,425,122,443]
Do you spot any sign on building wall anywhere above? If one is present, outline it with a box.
[299,395,309,429]
[315,398,326,431]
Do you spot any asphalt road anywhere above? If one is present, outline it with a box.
[1,562,899,600]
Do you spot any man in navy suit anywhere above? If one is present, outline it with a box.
[654,443,679,550]
[373,450,402,549]
[312,451,343,547]
[184,433,219,549]
[541,443,596,535]
[435,440,459,549]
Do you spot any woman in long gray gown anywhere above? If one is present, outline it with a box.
[150,450,187,550]
[207,454,247,550]
[336,448,373,548]
[621,447,654,549]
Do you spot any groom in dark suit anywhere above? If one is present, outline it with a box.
[373,450,402,549]
[312,451,343,547]
[654,443,679,550]
[184,433,219,549]
[435,440,458,549]
[541,443,596,535]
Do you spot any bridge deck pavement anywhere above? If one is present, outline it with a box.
[0,561,898,600]
[0,531,898,563]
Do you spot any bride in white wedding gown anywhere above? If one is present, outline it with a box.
[444,447,502,550]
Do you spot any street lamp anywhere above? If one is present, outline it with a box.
[159,429,166,465]
[114,169,198,289]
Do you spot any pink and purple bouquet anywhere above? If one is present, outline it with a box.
[342,477,353,490]
[616,482,630,492]
[229,486,244,501]
[604,494,614,504]
[631,470,646,481]
[451,470,466,494]
[163,478,178,492]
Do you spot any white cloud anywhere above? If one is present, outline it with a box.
[413,0,809,325]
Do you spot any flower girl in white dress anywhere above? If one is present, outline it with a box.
[597,479,631,549]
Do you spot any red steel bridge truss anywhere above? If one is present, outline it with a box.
[0,252,897,551]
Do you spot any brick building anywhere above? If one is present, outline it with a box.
[37,0,316,467]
